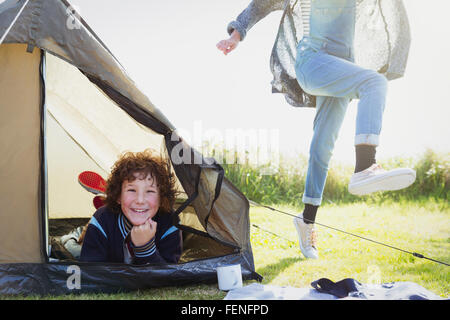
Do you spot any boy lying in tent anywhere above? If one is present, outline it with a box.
[76,150,182,264]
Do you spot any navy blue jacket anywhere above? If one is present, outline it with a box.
[80,206,182,265]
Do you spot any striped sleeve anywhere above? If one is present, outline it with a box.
[131,237,157,258]
[130,224,182,265]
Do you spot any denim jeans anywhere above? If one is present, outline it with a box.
[295,0,388,206]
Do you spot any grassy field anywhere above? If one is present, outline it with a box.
[220,149,449,206]
[10,198,448,300]
[249,199,449,297]
[4,150,448,300]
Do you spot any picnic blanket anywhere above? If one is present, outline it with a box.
[224,278,446,300]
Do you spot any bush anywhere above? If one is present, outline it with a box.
[219,148,449,207]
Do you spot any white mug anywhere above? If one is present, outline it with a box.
[216,264,243,291]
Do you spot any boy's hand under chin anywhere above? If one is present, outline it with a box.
[131,218,157,247]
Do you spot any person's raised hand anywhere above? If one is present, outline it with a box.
[216,30,241,55]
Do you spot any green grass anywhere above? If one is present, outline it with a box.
[4,198,448,300]
[3,150,448,299]
[221,149,449,205]
[249,199,449,297]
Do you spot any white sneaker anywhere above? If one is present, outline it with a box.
[293,213,319,259]
[348,163,416,196]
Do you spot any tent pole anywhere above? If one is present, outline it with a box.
[39,49,49,262]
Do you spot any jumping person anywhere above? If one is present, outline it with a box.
[217,0,415,259]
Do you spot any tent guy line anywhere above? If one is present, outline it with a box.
[248,200,450,267]
[251,223,296,245]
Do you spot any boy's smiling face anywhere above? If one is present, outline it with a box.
[118,173,160,226]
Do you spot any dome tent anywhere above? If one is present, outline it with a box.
[0,0,261,295]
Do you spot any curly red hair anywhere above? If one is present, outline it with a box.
[104,149,178,214]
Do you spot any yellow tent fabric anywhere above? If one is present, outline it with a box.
[0,44,44,263]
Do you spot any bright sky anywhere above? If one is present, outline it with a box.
[65,0,450,164]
